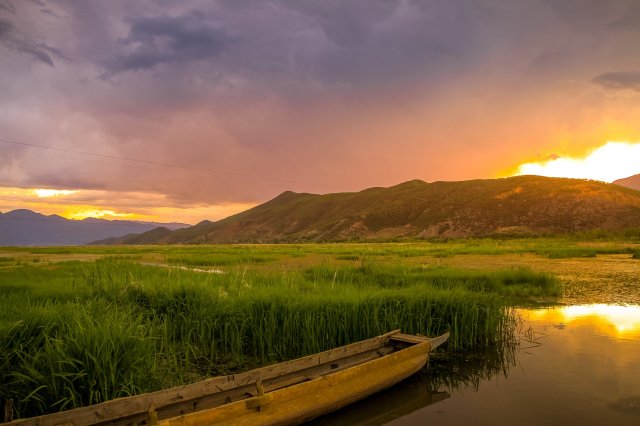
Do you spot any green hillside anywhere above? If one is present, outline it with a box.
[95,176,640,244]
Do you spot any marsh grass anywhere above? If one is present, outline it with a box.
[1,305,162,418]
[166,253,276,267]
[533,246,635,259]
[304,262,560,298]
[3,238,638,266]
[0,245,564,419]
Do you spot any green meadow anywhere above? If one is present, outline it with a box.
[1,238,638,419]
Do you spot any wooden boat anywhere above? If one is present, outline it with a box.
[310,374,450,425]
[309,374,451,426]
[7,330,449,426]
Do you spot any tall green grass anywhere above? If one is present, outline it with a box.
[0,256,560,419]
[0,305,158,418]
[305,262,560,298]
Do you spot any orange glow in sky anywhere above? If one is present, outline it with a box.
[514,141,640,182]
[66,209,133,220]
[0,186,256,224]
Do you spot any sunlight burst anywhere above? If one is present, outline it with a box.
[515,141,640,182]
[32,189,77,198]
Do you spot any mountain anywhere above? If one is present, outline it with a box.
[0,209,189,246]
[88,227,174,245]
[93,176,640,244]
[613,174,640,191]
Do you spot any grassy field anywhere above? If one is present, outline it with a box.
[0,238,637,419]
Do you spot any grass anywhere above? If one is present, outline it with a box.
[166,253,276,266]
[304,262,560,298]
[2,237,639,264]
[0,249,561,419]
[0,238,640,417]
[3,238,631,419]
[1,305,157,415]
[532,246,636,259]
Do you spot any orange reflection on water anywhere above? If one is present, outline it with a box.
[526,304,640,337]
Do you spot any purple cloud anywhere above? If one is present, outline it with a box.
[593,70,640,92]
[102,11,230,77]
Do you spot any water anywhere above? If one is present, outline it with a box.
[313,304,640,425]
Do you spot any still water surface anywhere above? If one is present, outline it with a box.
[313,304,640,425]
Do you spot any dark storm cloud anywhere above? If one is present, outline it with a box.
[258,0,494,89]
[101,11,230,77]
[593,71,640,92]
[0,12,67,65]
[39,7,63,20]
[0,17,11,35]
[0,19,53,64]
[0,1,15,14]
[281,0,399,47]
[86,0,501,92]
[609,3,640,30]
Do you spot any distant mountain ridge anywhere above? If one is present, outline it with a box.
[614,174,640,191]
[93,175,640,244]
[0,209,189,246]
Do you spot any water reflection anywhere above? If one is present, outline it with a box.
[312,304,640,425]
[311,340,518,425]
[526,304,640,336]
[308,374,451,426]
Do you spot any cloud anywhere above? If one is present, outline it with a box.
[0,15,66,65]
[0,1,15,14]
[4,0,640,222]
[282,0,399,47]
[608,1,640,30]
[101,11,230,77]
[0,17,11,36]
[593,70,640,92]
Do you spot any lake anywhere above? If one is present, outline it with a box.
[312,304,640,425]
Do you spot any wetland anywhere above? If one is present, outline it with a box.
[0,238,639,424]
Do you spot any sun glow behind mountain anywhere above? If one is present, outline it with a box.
[0,186,255,224]
[514,142,640,183]
[66,209,133,220]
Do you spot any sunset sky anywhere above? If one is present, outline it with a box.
[2,0,640,224]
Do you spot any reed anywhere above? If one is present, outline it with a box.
[1,305,158,418]
[0,253,560,419]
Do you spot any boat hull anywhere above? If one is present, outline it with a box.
[5,332,449,426]
[158,339,433,426]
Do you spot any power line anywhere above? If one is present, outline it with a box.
[0,137,339,190]
[0,144,159,173]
